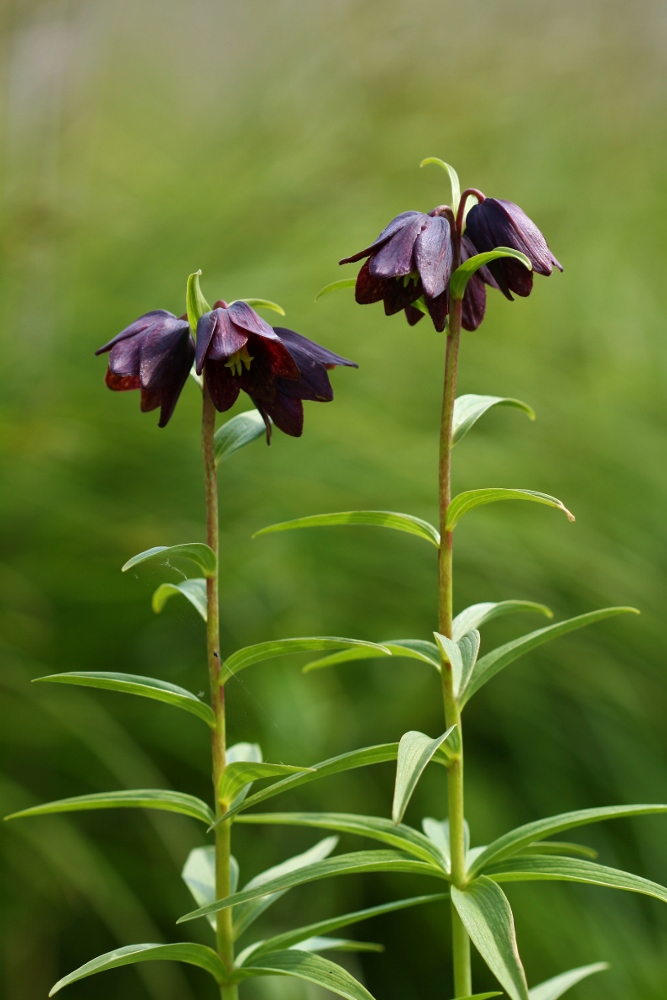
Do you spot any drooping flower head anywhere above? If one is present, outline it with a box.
[340,210,453,332]
[195,300,356,438]
[338,167,561,333]
[95,310,194,427]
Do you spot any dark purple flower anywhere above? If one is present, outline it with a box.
[340,210,453,332]
[464,197,562,300]
[96,310,195,427]
[196,301,356,438]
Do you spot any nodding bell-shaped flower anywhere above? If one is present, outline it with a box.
[340,209,453,332]
[96,310,195,427]
[196,301,356,439]
[464,197,562,300]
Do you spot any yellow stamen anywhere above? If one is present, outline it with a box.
[224,345,254,376]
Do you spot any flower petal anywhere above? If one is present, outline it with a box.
[404,305,425,326]
[140,326,194,390]
[95,310,176,355]
[382,275,423,315]
[196,309,247,374]
[204,361,242,412]
[369,215,426,279]
[105,370,140,392]
[425,289,448,332]
[355,260,389,304]
[414,215,453,299]
[339,211,423,265]
[226,301,278,339]
[274,327,357,370]
[461,274,487,331]
[253,392,304,437]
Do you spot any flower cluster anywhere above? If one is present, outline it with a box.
[97,300,355,436]
[340,193,561,332]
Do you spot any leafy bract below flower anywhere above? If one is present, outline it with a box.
[96,310,195,427]
[340,191,561,333]
[195,300,356,438]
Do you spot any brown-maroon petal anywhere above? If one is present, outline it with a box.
[339,211,423,265]
[196,309,247,374]
[355,260,389,304]
[204,361,242,412]
[369,215,426,279]
[382,276,423,316]
[461,273,487,331]
[414,215,453,299]
[226,301,279,339]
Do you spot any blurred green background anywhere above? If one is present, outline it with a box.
[2,0,667,997]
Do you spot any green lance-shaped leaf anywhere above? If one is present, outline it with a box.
[216,742,400,825]
[49,943,227,995]
[178,850,438,924]
[435,630,480,699]
[303,638,441,674]
[123,543,216,578]
[214,410,267,465]
[240,893,448,962]
[254,510,441,548]
[392,727,458,824]
[152,578,208,621]
[451,877,529,1000]
[529,963,608,1000]
[469,803,667,877]
[288,936,382,954]
[450,249,532,301]
[237,949,375,1000]
[487,854,667,905]
[235,811,446,868]
[220,636,392,683]
[219,762,314,807]
[315,278,357,301]
[447,995,502,1000]
[5,789,214,826]
[453,394,535,446]
[446,488,574,532]
[186,270,211,330]
[419,157,461,212]
[232,836,338,940]
[462,607,639,706]
[223,741,264,812]
[518,841,598,860]
[422,817,471,873]
[182,844,240,932]
[233,297,285,316]
[34,671,216,728]
[452,600,552,642]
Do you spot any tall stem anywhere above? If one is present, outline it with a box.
[438,286,471,996]
[202,387,238,1000]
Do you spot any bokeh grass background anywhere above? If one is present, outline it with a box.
[2,0,667,997]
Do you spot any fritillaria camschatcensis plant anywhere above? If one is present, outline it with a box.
[189,159,667,1000]
[5,273,450,1000]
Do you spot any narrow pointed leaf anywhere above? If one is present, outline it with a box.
[449,995,502,1000]
[452,394,535,446]
[239,949,375,1000]
[221,637,391,683]
[225,742,263,810]
[487,855,667,904]
[232,837,338,940]
[520,841,598,860]
[446,489,574,532]
[152,579,208,621]
[420,158,461,211]
[304,639,440,674]
[315,278,357,301]
[214,410,267,464]
[6,789,214,825]
[186,270,211,330]
[235,811,447,868]
[288,936,381,954]
[450,249,532,301]
[393,728,458,824]
[452,877,529,1000]
[182,845,239,931]
[435,631,480,698]
[122,543,216,578]
[50,943,226,994]
[422,818,452,872]
[34,671,215,727]
[469,803,667,876]
[178,850,438,924]
[242,893,448,961]
[219,762,314,806]
[462,607,640,706]
[235,298,285,316]
[216,743,400,825]
[254,511,440,547]
[452,601,552,642]
[529,963,608,1000]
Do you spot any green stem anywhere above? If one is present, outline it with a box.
[202,387,238,1000]
[438,291,471,998]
